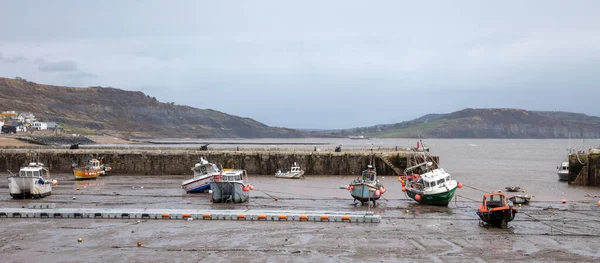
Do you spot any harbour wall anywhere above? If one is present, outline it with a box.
[568,151,600,186]
[0,149,438,176]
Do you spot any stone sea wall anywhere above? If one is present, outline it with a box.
[0,149,436,176]
[569,151,600,186]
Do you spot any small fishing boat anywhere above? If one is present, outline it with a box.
[73,159,110,180]
[401,161,460,206]
[477,192,518,228]
[8,162,54,199]
[182,157,221,193]
[348,165,386,205]
[210,169,253,203]
[508,195,532,205]
[275,162,305,179]
[557,161,569,181]
[504,186,521,192]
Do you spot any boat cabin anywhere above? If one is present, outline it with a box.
[557,162,568,171]
[482,193,508,209]
[192,157,221,176]
[420,169,451,189]
[86,159,101,169]
[217,170,247,183]
[361,165,377,182]
[18,163,48,178]
[290,162,302,173]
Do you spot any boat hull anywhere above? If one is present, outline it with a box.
[557,171,569,181]
[275,171,304,179]
[8,176,52,199]
[407,186,457,206]
[73,169,101,180]
[182,176,212,193]
[477,209,517,228]
[210,182,249,203]
[350,184,381,203]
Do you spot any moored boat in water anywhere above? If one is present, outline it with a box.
[73,159,110,180]
[182,157,220,193]
[8,162,55,199]
[275,162,305,179]
[557,161,569,181]
[210,169,253,203]
[348,165,385,205]
[477,192,518,228]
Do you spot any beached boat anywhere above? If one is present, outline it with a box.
[401,161,459,206]
[73,159,110,180]
[557,161,569,181]
[504,186,521,192]
[348,165,386,205]
[477,192,518,228]
[275,162,305,179]
[210,169,253,203]
[508,195,532,205]
[8,162,54,198]
[182,157,221,193]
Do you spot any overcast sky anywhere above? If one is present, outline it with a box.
[1,1,599,129]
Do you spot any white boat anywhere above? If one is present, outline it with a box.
[182,157,221,193]
[8,162,53,199]
[348,135,369,140]
[275,162,305,179]
[557,161,569,181]
[210,169,252,203]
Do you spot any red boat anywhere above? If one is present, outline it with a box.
[477,192,517,228]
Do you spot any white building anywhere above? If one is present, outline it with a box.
[31,121,48,130]
[20,113,36,124]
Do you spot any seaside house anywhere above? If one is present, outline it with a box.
[31,121,48,130]
[20,113,36,124]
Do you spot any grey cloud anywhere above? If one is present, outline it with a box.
[0,0,599,128]
[38,60,78,72]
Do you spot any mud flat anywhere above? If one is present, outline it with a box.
[1,175,600,262]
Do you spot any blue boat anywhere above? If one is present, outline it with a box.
[347,165,386,205]
[181,158,220,193]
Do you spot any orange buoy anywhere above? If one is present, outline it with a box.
[597,200,600,206]
[375,190,381,197]
[248,185,254,190]
[415,194,421,201]
[402,187,406,192]
[274,197,278,201]
[137,242,142,247]
[522,190,526,193]
[562,199,566,204]
[52,180,58,185]
[242,186,249,192]
[347,185,351,190]
[457,182,463,189]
